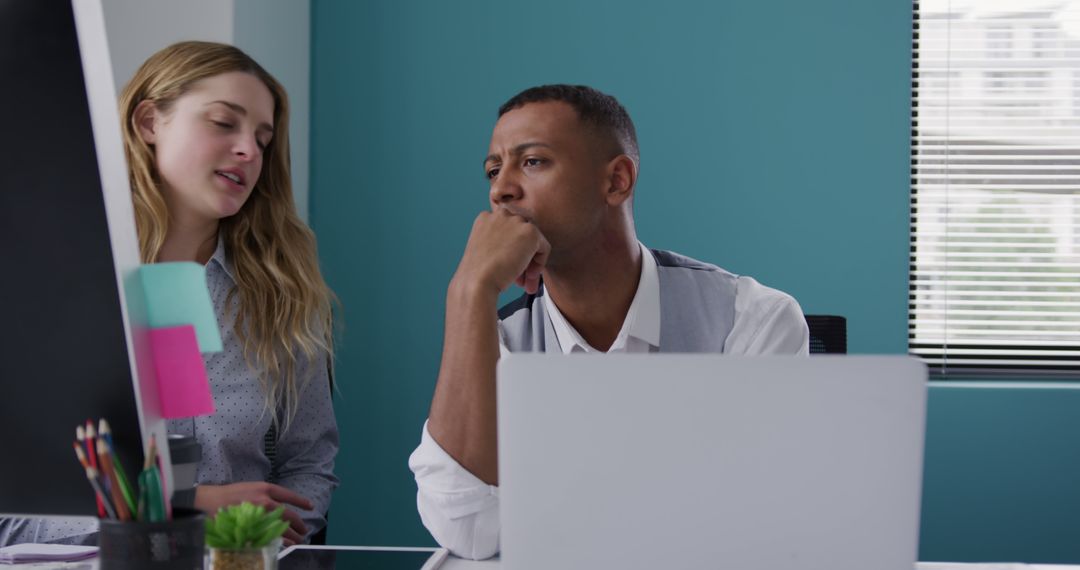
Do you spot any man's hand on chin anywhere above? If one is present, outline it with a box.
[454,207,550,297]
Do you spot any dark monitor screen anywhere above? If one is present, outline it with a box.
[0,0,144,516]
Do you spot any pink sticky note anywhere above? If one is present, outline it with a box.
[150,325,216,418]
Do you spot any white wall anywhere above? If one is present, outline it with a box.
[100,0,310,220]
[233,0,310,222]
[100,0,233,92]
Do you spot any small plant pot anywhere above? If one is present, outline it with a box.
[206,538,280,570]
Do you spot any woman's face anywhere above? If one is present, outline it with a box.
[138,71,275,225]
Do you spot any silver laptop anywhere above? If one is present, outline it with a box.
[497,355,927,570]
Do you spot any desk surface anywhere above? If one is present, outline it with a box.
[440,557,1080,565]
[440,560,1078,570]
[15,553,1080,569]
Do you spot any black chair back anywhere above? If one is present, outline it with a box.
[805,315,847,354]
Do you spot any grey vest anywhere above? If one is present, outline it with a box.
[497,249,738,353]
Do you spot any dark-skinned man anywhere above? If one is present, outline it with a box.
[409,85,809,560]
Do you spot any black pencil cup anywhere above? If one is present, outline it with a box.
[98,508,205,570]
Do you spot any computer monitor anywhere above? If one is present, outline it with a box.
[0,0,170,516]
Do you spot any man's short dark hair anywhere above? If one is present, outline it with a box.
[498,84,639,164]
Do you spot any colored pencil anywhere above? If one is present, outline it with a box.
[97,419,113,449]
[153,446,172,520]
[84,467,117,519]
[77,424,105,517]
[73,442,89,469]
[143,435,156,471]
[85,421,98,467]
[98,420,136,514]
[140,435,166,522]
[97,439,131,521]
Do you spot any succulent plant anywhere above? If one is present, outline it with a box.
[205,502,289,549]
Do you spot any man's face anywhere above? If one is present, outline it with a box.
[484,101,610,258]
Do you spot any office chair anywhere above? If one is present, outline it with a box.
[805,315,847,354]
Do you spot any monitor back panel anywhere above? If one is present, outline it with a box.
[0,0,143,517]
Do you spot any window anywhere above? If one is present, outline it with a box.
[1033,24,1056,58]
[910,0,1080,374]
[987,25,1014,59]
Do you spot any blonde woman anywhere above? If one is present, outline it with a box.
[120,41,339,546]
[0,41,337,548]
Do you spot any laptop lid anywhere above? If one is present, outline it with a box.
[497,354,927,570]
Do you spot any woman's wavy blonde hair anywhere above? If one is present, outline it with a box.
[119,41,335,432]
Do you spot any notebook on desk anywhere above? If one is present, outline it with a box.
[496,354,927,570]
[0,543,98,564]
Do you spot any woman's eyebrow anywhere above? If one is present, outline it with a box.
[206,100,273,134]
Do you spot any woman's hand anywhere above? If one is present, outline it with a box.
[194,482,314,546]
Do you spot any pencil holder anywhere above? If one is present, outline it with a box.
[98,508,205,570]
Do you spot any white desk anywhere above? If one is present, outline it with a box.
[441,560,1080,570]
[918,566,1080,570]
[14,553,1080,569]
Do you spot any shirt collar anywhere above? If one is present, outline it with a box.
[543,241,660,354]
[207,233,236,283]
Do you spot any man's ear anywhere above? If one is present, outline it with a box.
[604,154,637,207]
[132,100,159,145]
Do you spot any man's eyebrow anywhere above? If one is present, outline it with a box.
[206,100,274,135]
[483,142,553,168]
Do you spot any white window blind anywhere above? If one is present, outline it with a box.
[911,0,1080,373]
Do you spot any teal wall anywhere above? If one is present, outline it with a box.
[921,382,1080,563]
[310,0,1080,563]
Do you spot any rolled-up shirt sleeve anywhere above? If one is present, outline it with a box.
[408,420,500,560]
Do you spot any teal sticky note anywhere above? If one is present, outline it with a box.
[137,262,223,353]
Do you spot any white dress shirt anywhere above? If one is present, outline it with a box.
[408,243,809,559]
